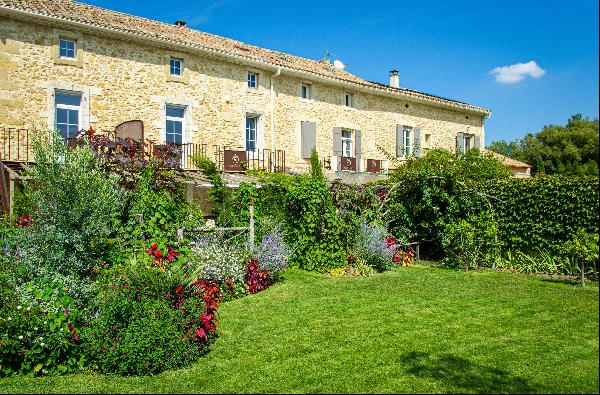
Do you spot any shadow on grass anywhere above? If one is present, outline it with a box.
[400,351,539,394]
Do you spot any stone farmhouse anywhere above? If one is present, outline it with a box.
[0,0,491,176]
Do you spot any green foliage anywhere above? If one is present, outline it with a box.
[283,175,347,271]
[310,148,325,181]
[383,149,510,258]
[19,133,126,283]
[121,166,189,247]
[488,113,599,176]
[441,212,500,269]
[480,176,599,254]
[562,230,599,277]
[352,220,395,272]
[0,274,87,377]
[498,248,561,275]
[192,155,230,221]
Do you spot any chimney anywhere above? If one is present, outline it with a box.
[174,20,187,27]
[389,70,399,88]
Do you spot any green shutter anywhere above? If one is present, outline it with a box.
[301,121,316,158]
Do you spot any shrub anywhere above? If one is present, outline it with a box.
[84,257,220,376]
[185,232,247,299]
[245,259,271,294]
[15,133,126,299]
[561,230,599,277]
[254,226,292,275]
[0,274,87,377]
[352,221,395,272]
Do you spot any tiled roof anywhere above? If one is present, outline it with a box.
[487,151,531,168]
[1,0,490,115]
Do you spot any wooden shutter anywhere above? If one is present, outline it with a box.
[474,135,481,151]
[396,125,403,157]
[456,132,464,153]
[301,121,316,158]
[332,127,342,156]
[413,128,421,157]
[354,129,361,170]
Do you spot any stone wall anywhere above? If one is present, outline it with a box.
[0,16,486,171]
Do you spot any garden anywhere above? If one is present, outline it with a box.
[0,130,598,393]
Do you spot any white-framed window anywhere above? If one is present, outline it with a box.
[247,72,258,89]
[341,129,353,157]
[344,92,354,107]
[169,58,183,76]
[59,38,76,59]
[403,126,413,157]
[301,83,312,100]
[245,116,259,151]
[55,91,82,139]
[165,105,185,144]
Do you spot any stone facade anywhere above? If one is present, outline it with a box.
[0,12,488,172]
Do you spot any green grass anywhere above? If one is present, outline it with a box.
[1,267,598,393]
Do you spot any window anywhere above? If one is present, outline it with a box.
[55,91,82,139]
[341,129,353,157]
[165,105,185,144]
[344,92,354,107]
[464,134,473,151]
[247,72,257,89]
[59,39,76,59]
[403,127,413,157]
[170,58,183,76]
[245,116,258,151]
[301,83,311,100]
[424,133,431,149]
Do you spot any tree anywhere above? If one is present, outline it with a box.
[488,114,599,176]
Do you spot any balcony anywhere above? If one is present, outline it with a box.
[323,155,387,174]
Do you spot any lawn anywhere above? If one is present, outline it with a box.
[1,266,598,394]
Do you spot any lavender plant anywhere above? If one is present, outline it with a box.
[254,227,292,275]
[353,220,395,272]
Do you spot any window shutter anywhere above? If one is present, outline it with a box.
[396,125,403,157]
[332,127,342,156]
[354,129,361,167]
[456,132,464,153]
[301,121,316,158]
[474,135,481,151]
[413,128,421,157]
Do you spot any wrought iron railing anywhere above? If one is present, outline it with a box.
[213,146,286,173]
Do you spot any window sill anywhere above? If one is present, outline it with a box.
[245,88,262,94]
[299,98,314,104]
[53,57,83,68]
[166,74,190,84]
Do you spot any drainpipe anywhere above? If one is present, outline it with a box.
[270,67,282,151]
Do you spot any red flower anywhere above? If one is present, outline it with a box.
[385,236,397,248]
[151,243,158,249]
[195,328,206,338]
[154,249,162,258]
[393,248,403,263]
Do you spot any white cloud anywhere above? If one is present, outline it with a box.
[490,61,546,84]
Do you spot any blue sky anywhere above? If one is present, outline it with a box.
[86,0,598,143]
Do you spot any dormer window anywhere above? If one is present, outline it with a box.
[59,39,76,59]
[247,72,258,89]
[170,58,183,76]
[344,92,354,107]
[301,83,312,100]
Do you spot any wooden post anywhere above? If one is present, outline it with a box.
[249,198,255,252]
[177,228,184,243]
[415,243,420,262]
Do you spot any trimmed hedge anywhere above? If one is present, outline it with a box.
[480,176,599,252]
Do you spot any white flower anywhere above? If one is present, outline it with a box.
[39,337,43,341]
[18,335,23,340]
[40,343,45,347]
[43,321,47,324]
[7,317,11,321]
[17,306,22,310]
[26,306,31,311]
[34,327,38,331]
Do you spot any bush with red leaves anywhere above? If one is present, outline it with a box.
[245,259,271,294]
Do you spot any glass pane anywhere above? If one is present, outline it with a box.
[246,139,255,151]
[55,92,82,106]
[166,120,174,134]
[173,121,182,134]
[167,133,182,144]
[59,39,76,58]
[56,108,68,124]
[342,130,351,138]
[166,106,185,118]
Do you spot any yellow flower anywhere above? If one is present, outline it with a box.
[146,265,150,269]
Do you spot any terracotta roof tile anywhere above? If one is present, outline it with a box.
[1,0,490,114]
[487,151,531,168]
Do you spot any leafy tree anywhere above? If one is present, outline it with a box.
[488,114,599,176]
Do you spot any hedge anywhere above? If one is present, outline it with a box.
[480,176,599,252]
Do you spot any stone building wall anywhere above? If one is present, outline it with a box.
[0,16,486,171]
